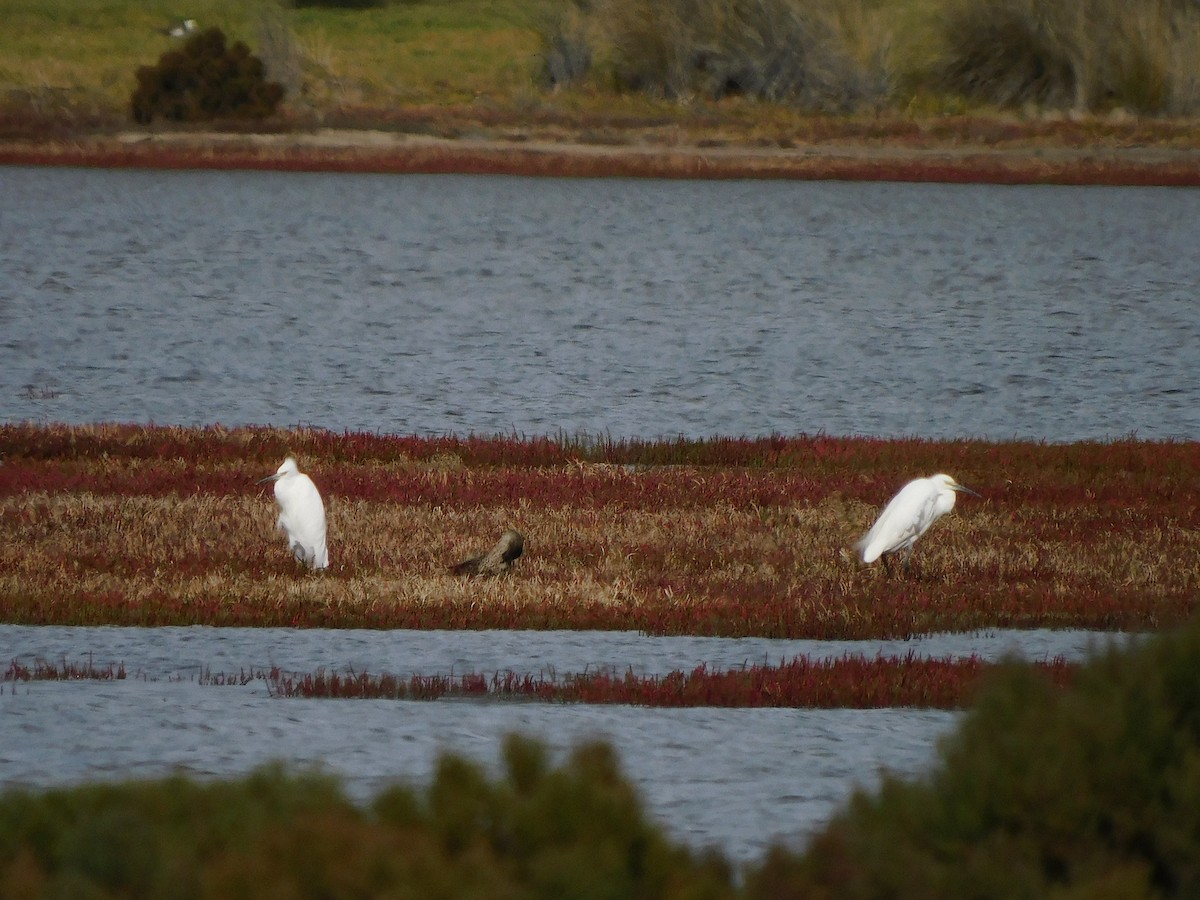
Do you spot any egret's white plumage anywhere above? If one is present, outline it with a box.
[855,473,979,565]
[258,456,328,570]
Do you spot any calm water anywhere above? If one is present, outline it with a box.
[1,679,953,863]
[0,626,1131,860]
[2,167,1198,441]
[0,166,1183,861]
[0,625,1117,680]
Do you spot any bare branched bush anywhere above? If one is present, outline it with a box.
[256,3,304,101]
[536,0,890,111]
[934,0,1078,108]
[538,0,595,88]
[935,0,1200,113]
[595,0,690,96]
[1164,6,1200,112]
[683,0,868,106]
[1093,0,1200,114]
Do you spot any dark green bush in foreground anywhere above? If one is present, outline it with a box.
[0,736,734,900]
[6,622,1200,898]
[745,621,1200,899]
[131,27,283,124]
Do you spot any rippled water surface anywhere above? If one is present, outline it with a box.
[3,168,1198,440]
[0,626,1133,860]
[0,165,1183,862]
[0,624,1121,678]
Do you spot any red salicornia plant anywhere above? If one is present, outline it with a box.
[2,423,1196,637]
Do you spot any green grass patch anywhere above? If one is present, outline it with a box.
[0,0,539,113]
[1,0,260,104]
[3,0,1199,133]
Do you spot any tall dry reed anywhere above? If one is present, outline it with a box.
[933,0,1200,113]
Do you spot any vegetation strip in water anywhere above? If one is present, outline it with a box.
[3,657,127,683]
[2,423,1196,638]
[4,652,1074,709]
[4,621,1200,897]
[263,654,1076,709]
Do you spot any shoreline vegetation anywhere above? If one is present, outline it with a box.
[3,423,1197,637]
[5,123,1200,184]
[8,2,1200,887]
[1,651,1077,710]
[4,625,1200,896]
[4,0,1200,182]
[252,653,1080,708]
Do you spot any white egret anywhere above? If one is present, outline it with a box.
[258,456,328,570]
[855,473,979,566]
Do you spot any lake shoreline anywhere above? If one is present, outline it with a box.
[3,127,1200,184]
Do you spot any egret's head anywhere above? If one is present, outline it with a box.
[934,473,980,497]
[257,455,299,484]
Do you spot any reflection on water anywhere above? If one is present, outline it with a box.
[0,626,1131,861]
[3,168,1198,441]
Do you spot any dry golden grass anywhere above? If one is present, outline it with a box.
[2,423,1197,636]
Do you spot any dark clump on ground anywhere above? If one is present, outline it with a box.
[452,528,525,577]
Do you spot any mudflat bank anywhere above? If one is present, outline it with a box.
[3,120,1200,184]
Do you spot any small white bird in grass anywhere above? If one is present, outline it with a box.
[161,18,198,38]
[258,456,328,571]
[855,473,980,567]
